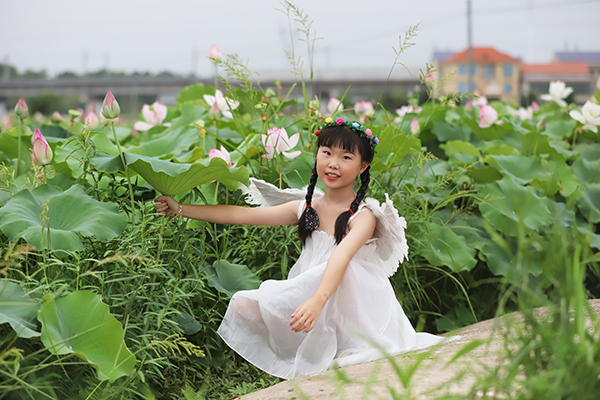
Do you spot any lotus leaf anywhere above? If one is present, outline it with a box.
[492,155,552,185]
[38,291,136,381]
[0,280,40,338]
[421,222,477,272]
[136,126,201,158]
[0,184,127,252]
[543,119,576,140]
[432,121,470,142]
[204,260,261,298]
[124,153,249,195]
[576,183,600,223]
[479,176,553,237]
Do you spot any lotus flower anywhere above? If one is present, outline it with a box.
[85,110,99,129]
[208,145,237,167]
[470,95,488,108]
[354,101,374,122]
[1,115,12,131]
[410,118,420,135]
[203,90,239,119]
[133,101,169,132]
[570,101,600,133]
[327,97,343,116]
[261,127,301,159]
[531,101,540,112]
[513,106,533,121]
[540,81,573,107]
[31,127,53,165]
[14,97,28,118]
[478,105,499,128]
[393,105,421,122]
[209,44,222,60]
[101,90,121,119]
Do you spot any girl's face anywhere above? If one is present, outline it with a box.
[316,145,369,189]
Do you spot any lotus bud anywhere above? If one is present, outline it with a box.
[101,90,121,119]
[85,110,99,129]
[51,112,63,123]
[410,118,420,135]
[14,97,28,118]
[209,44,222,61]
[31,127,53,165]
[536,118,547,132]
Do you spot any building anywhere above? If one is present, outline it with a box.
[554,52,600,93]
[436,47,521,104]
[521,62,590,104]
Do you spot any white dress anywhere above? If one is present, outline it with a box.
[217,179,450,379]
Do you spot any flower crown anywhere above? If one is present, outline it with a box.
[314,117,379,149]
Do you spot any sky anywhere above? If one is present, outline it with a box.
[1,0,599,78]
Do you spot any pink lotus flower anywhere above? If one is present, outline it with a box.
[1,115,12,131]
[410,118,420,135]
[261,127,301,159]
[470,95,488,108]
[101,90,121,119]
[478,105,499,128]
[85,110,99,129]
[209,44,222,60]
[393,105,421,122]
[570,101,600,133]
[513,106,533,121]
[354,101,374,116]
[203,90,239,119]
[133,101,169,132]
[327,97,343,116]
[541,81,573,107]
[531,101,540,112]
[209,145,237,167]
[14,97,28,118]
[31,127,53,165]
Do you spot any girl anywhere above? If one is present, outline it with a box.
[155,118,449,379]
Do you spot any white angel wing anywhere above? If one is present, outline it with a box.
[240,178,323,207]
[364,194,409,277]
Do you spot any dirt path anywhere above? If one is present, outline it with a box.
[242,300,600,400]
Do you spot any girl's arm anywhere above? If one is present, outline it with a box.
[155,195,301,226]
[289,210,377,333]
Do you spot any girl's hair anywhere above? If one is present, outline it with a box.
[298,124,375,245]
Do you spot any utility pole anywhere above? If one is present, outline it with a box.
[467,0,474,93]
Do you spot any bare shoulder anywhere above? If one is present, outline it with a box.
[348,207,376,236]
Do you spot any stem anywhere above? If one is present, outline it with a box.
[213,64,219,91]
[111,120,136,227]
[42,165,47,185]
[16,119,22,175]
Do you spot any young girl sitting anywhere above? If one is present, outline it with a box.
[155,118,449,379]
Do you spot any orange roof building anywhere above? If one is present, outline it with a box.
[436,47,521,104]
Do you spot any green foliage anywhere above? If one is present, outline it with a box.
[0,280,40,338]
[38,290,136,381]
[0,184,127,252]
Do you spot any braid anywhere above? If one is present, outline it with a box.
[297,163,320,245]
[333,166,371,244]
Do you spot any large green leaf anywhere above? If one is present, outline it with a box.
[577,183,600,223]
[204,260,261,298]
[491,155,552,185]
[0,184,127,252]
[543,119,576,140]
[0,280,40,338]
[38,291,136,382]
[432,121,471,142]
[136,126,200,158]
[479,176,553,237]
[440,140,480,165]
[124,153,249,195]
[421,223,477,272]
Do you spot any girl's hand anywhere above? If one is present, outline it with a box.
[290,295,327,334]
[155,196,179,217]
